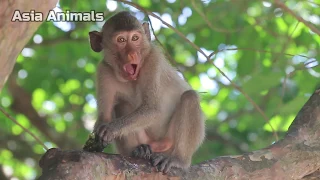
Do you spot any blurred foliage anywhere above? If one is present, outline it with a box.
[0,0,320,179]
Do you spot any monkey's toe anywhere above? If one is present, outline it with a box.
[151,154,183,174]
[132,144,152,159]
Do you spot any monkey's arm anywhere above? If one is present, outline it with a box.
[84,62,119,151]
[84,62,118,151]
[94,62,116,130]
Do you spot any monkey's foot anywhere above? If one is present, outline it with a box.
[132,144,152,159]
[151,153,186,173]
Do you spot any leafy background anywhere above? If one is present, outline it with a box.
[0,0,319,179]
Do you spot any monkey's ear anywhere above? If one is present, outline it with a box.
[89,31,103,52]
[142,22,151,41]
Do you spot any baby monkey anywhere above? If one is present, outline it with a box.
[87,11,205,173]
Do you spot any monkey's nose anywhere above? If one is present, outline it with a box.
[127,52,140,62]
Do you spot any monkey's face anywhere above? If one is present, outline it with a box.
[110,30,144,81]
[89,11,152,81]
[89,28,151,82]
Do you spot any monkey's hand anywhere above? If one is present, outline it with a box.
[83,133,105,152]
[95,123,118,146]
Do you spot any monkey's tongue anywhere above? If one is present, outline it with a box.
[124,64,137,75]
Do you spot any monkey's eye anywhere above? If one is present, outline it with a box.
[117,37,126,43]
[132,35,139,41]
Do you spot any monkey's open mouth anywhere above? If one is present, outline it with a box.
[124,63,138,76]
[131,64,138,74]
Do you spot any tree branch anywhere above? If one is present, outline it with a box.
[0,107,48,150]
[0,0,58,90]
[275,0,320,36]
[38,89,320,179]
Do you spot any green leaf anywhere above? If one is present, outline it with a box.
[55,120,66,132]
[289,22,304,38]
[237,51,255,77]
[264,115,295,132]
[0,149,13,164]
[242,72,283,94]
[201,100,219,119]
[12,125,23,135]
[138,0,151,8]
[32,88,47,109]
[189,76,201,90]
[59,79,81,95]
[275,18,288,33]
[85,63,96,74]
[279,96,308,115]
[69,94,84,105]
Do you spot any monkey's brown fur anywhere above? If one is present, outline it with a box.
[88,11,205,173]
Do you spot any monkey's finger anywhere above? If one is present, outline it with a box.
[102,133,114,145]
[132,149,139,157]
[158,158,169,172]
[163,161,173,174]
[151,154,164,166]
[102,140,109,147]
[132,146,140,156]
[132,144,151,159]
[132,145,143,158]
[144,145,152,159]
[97,125,106,139]
[140,144,151,158]
[136,145,144,158]
[101,130,108,143]
[97,125,113,145]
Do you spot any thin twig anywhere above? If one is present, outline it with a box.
[289,60,319,77]
[144,12,180,68]
[208,47,310,60]
[283,60,318,94]
[275,0,320,36]
[0,107,49,150]
[281,21,301,98]
[273,21,301,64]
[279,60,319,111]
[289,21,301,38]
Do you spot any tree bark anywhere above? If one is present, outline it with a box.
[0,0,57,91]
[38,89,320,180]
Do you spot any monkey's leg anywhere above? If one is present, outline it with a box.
[151,90,205,173]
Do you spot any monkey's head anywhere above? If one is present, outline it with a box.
[89,11,151,81]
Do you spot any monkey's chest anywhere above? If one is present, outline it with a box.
[114,90,142,117]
